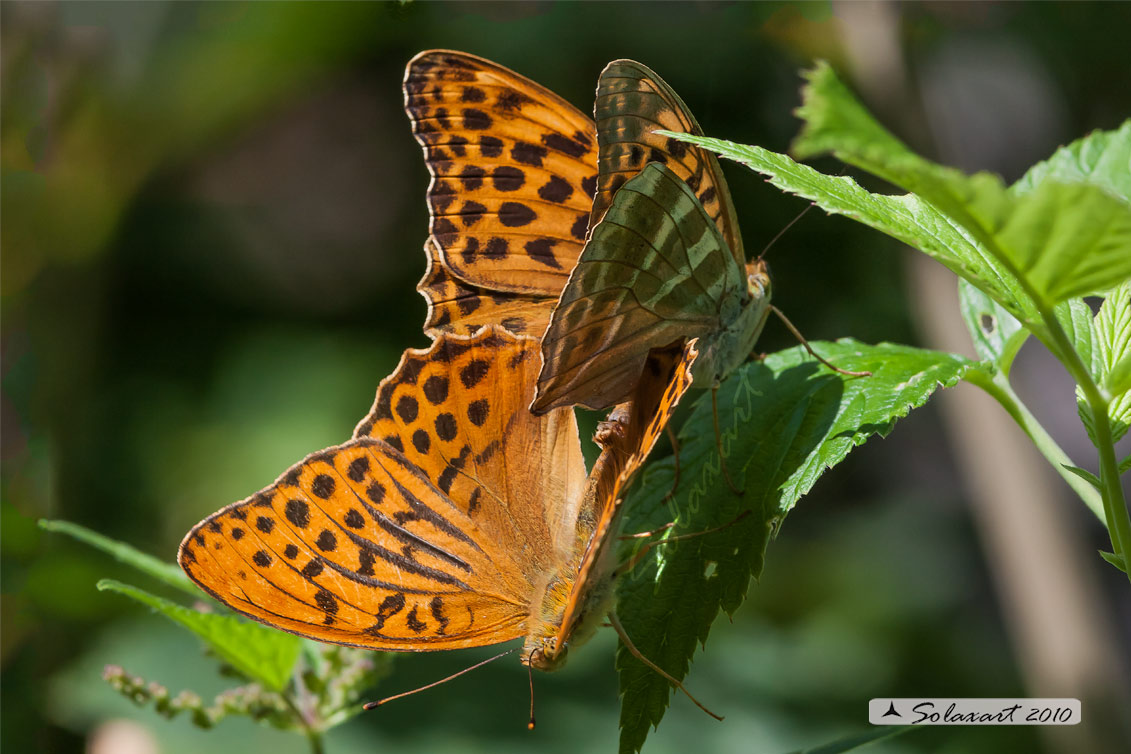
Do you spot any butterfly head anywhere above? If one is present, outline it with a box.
[745,258,771,302]
[523,636,569,671]
[696,257,773,384]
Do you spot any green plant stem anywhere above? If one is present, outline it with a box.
[966,368,1107,524]
[1081,385,1131,571]
[1040,309,1131,582]
[279,686,325,754]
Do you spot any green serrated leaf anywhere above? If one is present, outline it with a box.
[1119,454,1131,475]
[762,63,1131,343]
[958,278,1028,372]
[615,340,976,754]
[1109,352,1131,398]
[990,180,1131,303]
[1092,282,1131,442]
[1077,401,1100,448]
[790,65,1131,309]
[98,579,301,691]
[1062,464,1102,490]
[1055,299,1098,377]
[1099,550,1128,574]
[1012,120,1131,203]
[40,519,200,599]
[791,62,1016,244]
[655,130,1047,340]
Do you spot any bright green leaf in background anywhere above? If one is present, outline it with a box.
[792,63,1131,311]
[97,579,302,694]
[958,279,1028,373]
[616,341,976,754]
[956,292,1108,522]
[1056,298,1098,377]
[665,65,1131,355]
[1011,120,1131,202]
[1099,551,1128,575]
[1079,282,1131,444]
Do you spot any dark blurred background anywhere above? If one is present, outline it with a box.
[3,2,1130,753]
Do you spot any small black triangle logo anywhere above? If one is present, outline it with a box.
[882,701,901,718]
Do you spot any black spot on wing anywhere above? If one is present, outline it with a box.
[423,376,449,405]
[311,475,336,499]
[396,395,419,423]
[480,136,503,157]
[347,457,369,482]
[512,141,548,167]
[492,166,525,191]
[462,108,491,130]
[538,176,573,203]
[458,164,485,190]
[286,499,310,528]
[499,202,536,227]
[524,239,561,269]
[467,399,490,426]
[570,214,589,241]
[460,360,489,389]
[484,238,508,260]
[406,606,426,633]
[430,596,450,634]
[543,132,588,158]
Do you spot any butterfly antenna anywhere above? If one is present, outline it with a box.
[527,649,537,731]
[757,168,846,262]
[757,202,815,262]
[608,612,723,722]
[769,305,871,378]
[363,647,517,710]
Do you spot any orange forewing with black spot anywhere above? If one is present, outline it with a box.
[178,326,699,666]
[405,50,598,311]
[180,328,587,651]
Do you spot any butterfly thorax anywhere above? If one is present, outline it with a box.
[522,527,619,671]
[522,561,617,671]
[690,259,772,387]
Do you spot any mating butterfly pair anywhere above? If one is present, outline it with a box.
[179,50,765,699]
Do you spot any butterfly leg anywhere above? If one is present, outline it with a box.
[663,424,682,501]
[770,305,872,378]
[618,520,676,541]
[614,511,752,576]
[608,612,723,721]
[711,383,744,495]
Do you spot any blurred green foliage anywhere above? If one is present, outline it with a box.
[4,2,1129,753]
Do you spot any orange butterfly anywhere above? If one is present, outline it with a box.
[179,51,711,714]
[179,327,696,673]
